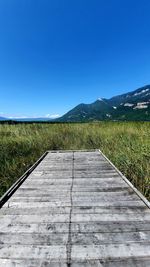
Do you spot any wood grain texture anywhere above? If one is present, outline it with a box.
[0,150,150,267]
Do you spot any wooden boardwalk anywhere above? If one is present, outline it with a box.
[0,150,150,267]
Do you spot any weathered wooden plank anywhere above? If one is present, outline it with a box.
[74,172,120,178]
[20,177,124,184]
[13,186,129,195]
[14,185,126,191]
[1,231,150,246]
[1,221,150,234]
[0,245,67,260]
[71,213,150,222]
[9,197,70,202]
[0,259,67,267]
[29,173,120,180]
[1,206,148,215]
[71,243,150,260]
[0,214,70,224]
[1,258,150,267]
[71,231,150,244]
[4,200,146,208]
[9,193,136,203]
[71,258,150,267]
[1,213,150,228]
[9,191,140,202]
[0,222,70,234]
[1,206,71,215]
[72,200,146,208]
[0,233,68,245]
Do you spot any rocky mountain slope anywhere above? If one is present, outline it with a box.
[58,85,150,121]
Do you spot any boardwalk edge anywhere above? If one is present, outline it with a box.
[98,149,150,209]
[0,151,48,208]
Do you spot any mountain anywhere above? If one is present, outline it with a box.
[0,116,8,121]
[14,117,54,122]
[58,85,150,122]
[57,99,114,122]
[0,117,54,122]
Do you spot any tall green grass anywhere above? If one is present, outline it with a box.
[0,122,149,200]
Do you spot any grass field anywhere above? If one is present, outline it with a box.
[0,122,149,200]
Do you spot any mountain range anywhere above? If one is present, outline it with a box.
[57,85,150,122]
[0,85,150,122]
[0,117,53,122]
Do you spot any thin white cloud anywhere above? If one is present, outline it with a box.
[5,114,61,119]
[45,114,60,119]
[8,116,30,119]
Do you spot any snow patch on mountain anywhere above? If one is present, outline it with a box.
[134,88,150,96]
[124,103,134,107]
[106,114,111,117]
[133,102,149,109]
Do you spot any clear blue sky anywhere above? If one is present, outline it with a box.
[0,0,150,118]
